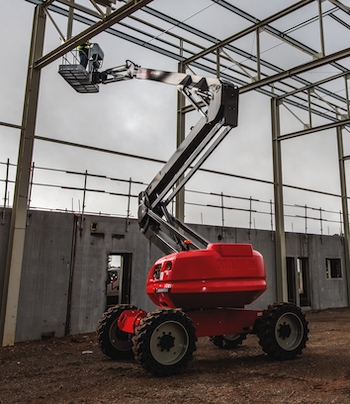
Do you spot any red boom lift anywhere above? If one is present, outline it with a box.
[60,56,309,376]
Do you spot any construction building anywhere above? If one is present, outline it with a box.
[1,0,350,345]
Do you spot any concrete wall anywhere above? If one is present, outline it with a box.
[69,214,163,335]
[286,233,348,309]
[0,209,349,342]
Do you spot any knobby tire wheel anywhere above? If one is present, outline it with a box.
[97,304,138,359]
[210,333,247,349]
[132,309,197,376]
[256,302,309,360]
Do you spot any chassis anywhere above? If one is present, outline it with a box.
[97,244,309,376]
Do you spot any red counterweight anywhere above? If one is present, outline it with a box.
[146,243,267,310]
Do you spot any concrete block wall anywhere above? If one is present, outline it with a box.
[0,209,349,342]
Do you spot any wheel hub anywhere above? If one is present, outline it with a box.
[278,322,292,339]
[158,333,175,351]
[274,311,305,351]
[149,320,190,365]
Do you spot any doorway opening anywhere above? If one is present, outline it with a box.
[106,253,132,308]
[286,257,311,307]
[286,257,296,304]
[298,257,311,307]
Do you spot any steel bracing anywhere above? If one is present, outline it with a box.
[2,0,350,345]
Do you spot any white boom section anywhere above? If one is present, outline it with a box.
[94,61,239,254]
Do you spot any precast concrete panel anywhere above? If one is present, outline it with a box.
[15,211,74,342]
[235,228,277,311]
[286,233,348,310]
[69,215,162,335]
[312,235,348,310]
[69,215,112,335]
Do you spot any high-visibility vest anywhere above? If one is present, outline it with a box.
[78,43,89,51]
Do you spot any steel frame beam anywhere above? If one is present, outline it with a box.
[240,47,350,94]
[11,0,350,319]
[184,0,315,65]
[34,0,154,69]
[25,0,349,114]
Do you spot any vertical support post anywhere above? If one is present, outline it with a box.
[270,199,274,241]
[256,27,261,81]
[220,191,225,239]
[271,97,288,303]
[307,89,312,128]
[1,159,10,225]
[175,57,186,223]
[81,170,87,231]
[216,48,221,79]
[67,0,75,40]
[65,214,78,336]
[336,126,350,306]
[305,204,308,234]
[27,162,35,213]
[317,0,325,57]
[345,75,350,118]
[0,5,46,346]
[340,210,343,235]
[249,196,252,240]
[125,177,132,232]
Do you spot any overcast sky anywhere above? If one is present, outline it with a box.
[1,0,350,235]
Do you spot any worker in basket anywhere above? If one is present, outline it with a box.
[78,40,90,69]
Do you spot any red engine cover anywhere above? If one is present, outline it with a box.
[146,243,267,310]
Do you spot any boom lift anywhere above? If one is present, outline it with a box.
[59,56,309,376]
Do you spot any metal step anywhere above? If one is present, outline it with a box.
[58,64,99,93]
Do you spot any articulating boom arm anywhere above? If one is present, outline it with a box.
[96,61,239,255]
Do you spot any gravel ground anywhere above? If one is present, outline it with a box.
[1,307,350,403]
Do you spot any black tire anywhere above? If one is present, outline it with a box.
[210,333,247,349]
[132,309,197,376]
[256,302,309,360]
[97,304,138,359]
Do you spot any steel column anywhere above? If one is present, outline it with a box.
[0,5,46,346]
[175,61,186,222]
[66,0,75,40]
[1,159,10,225]
[317,0,326,57]
[256,27,261,81]
[271,97,288,302]
[336,126,350,305]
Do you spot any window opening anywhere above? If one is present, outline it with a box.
[326,258,342,279]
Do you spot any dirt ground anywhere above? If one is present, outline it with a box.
[1,308,350,404]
